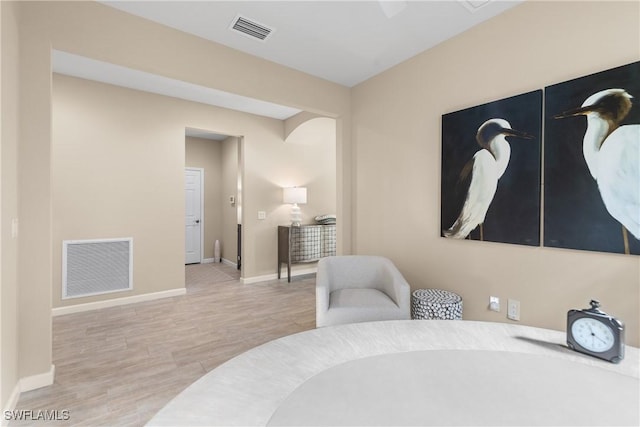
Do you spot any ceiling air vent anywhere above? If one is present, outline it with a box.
[230,14,275,42]
[460,0,491,13]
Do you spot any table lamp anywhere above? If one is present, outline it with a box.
[283,187,307,226]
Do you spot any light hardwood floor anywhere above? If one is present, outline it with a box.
[12,263,316,426]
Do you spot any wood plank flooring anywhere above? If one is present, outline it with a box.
[11,263,316,426]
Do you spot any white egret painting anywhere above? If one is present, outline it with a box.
[545,62,639,255]
[441,91,542,246]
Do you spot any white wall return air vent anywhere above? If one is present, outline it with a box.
[229,14,275,42]
[62,238,133,299]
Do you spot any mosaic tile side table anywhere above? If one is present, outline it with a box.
[411,288,463,320]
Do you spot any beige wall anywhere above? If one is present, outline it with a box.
[284,116,338,222]
[53,74,185,307]
[186,136,224,261]
[17,0,54,385]
[1,0,20,410]
[352,1,640,346]
[240,117,337,278]
[14,0,350,386]
[53,74,337,306]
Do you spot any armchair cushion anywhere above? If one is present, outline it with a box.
[330,288,397,309]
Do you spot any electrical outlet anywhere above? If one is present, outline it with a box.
[257,211,267,220]
[507,299,520,321]
[489,296,500,312]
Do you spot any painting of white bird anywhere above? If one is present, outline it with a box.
[545,61,639,255]
[441,91,542,246]
[443,118,533,239]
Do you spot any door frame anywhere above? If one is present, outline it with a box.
[185,167,205,264]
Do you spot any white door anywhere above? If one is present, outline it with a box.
[185,168,203,264]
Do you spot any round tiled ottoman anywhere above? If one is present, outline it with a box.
[411,289,463,320]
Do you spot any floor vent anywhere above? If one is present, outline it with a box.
[229,15,275,41]
[63,238,133,299]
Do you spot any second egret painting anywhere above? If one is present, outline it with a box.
[441,91,542,246]
[545,61,639,255]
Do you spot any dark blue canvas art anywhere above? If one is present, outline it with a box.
[441,90,542,246]
[545,62,640,255]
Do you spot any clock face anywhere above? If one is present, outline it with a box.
[571,317,615,353]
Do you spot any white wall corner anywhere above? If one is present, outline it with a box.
[1,383,23,426]
[19,364,55,393]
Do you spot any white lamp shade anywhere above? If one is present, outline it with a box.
[283,187,307,205]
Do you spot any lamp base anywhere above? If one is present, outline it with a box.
[290,204,302,227]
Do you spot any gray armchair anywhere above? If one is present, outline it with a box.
[316,255,411,327]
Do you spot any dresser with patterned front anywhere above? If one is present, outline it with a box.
[278,225,336,282]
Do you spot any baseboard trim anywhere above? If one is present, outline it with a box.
[52,288,187,316]
[241,267,317,284]
[241,274,274,284]
[2,382,22,426]
[19,364,55,393]
[0,366,54,425]
[202,258,236,267]
[221,258,237,268]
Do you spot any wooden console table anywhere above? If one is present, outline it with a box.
[278,225,336,282]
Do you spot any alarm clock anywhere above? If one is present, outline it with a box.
[567,300,624,363]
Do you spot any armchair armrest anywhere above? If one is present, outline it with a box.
[315,258,332,325]
[379,259,410,313]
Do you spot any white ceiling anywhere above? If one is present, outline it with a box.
[53,1,523,124]
[101,0,522,87]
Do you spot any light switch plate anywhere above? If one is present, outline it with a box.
[489,296,500,312]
